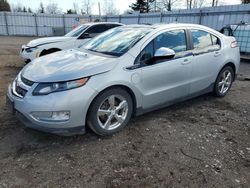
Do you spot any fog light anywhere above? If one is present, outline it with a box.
[30,111,70,122]
[51,111,70,121]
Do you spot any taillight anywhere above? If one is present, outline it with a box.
[231,41,238,48]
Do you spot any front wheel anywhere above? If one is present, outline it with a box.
[214,66,234,97]
[87,88,133,136]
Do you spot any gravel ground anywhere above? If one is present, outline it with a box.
[0,36,249,187]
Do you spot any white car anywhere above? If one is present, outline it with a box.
[20,22,123,63]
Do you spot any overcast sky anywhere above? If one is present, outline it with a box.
[8,0,241,14]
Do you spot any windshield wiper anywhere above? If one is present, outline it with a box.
[86,49,121,57]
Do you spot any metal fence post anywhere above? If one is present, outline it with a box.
[199,10,202,25]
[138,14,140,24]
[160,12,163,23]
[4,12,9,35]
[62,14,66,35]
[34,13,38,36]
[119,15,121,23]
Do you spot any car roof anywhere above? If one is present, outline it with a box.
[82,22,124,26]
[118,23,223,37]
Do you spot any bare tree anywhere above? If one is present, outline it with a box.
[73,2,79,14]
[192,0,207,8]
[82,0,93,15]
[12,3,23,12]
[46,2,61,14]
[102,0,119,15]
[241,0,250,3]
[37,2,45,13]
[156,0,181,11]
[212,0,219,6]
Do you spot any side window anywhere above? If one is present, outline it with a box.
[135,30,187,65]
[135,41,154,64]
[79,24,108,39]
[191,30,212,49]
[108,24,121,30]
[85,25,107,34]
[154,30,187,53]
[211,34,220,46]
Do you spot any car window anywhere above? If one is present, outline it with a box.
[211,34,220,46]
[135,29,187,64]
[83,26,152,57]
[154,30,187,53]
[65,25,89,37]
[108,24,121,30]
[85,24,108,34]
[191,29,213,49]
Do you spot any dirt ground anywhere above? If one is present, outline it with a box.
[0,36,249,188]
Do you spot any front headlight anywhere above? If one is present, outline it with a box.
[25,47,38,53]
[33,78,89,96]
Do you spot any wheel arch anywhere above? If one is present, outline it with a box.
[220,62,236,81]
[86,84,138,122]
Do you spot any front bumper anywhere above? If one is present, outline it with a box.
[7,82,98,136]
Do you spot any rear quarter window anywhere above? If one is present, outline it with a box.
[191,29,212,49]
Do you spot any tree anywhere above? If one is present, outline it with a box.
[130,0,155,13]
[38,2,45,13]
[212,0,219,6]
[72,2,79,14]
[66,9,76,14]
[156,0,181,11]
[241,0,250,3]
[22,6,27,12]
[46,2,61,14]
[28,7,32,13]
[102,0,119,15]
[0,0,10,11]
[82,0,93,15]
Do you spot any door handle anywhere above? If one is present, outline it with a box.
[181,59,191,65]
[214,51,221,57]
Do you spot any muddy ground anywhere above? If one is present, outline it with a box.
[0,36,249,187]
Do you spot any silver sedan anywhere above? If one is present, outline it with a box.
[7,24,240,136]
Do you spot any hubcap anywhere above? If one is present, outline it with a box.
[218,70,232,94]
[97,95,128,130]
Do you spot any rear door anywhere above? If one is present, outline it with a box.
[189,29,222,94]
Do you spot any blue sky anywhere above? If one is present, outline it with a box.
[8,0,241,14]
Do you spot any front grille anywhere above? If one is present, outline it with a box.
[15,85,27,97]
[21,75,34,86]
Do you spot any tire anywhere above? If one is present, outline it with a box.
[214,66,234,97]
[87,88,133,136]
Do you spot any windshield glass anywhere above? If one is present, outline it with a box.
[65,25,89,37]
[83,26,152,57]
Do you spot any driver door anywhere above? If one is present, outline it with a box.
[138,29,193,109]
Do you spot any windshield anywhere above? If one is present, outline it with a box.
[83,26,152,57]
[65,25,89,37]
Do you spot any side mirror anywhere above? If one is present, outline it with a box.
[154,47,175,59]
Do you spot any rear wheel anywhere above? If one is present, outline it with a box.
[214,66,234,97]
[87,88,133,136]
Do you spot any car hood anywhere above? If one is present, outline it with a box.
[27,36,74,47]
[22,49,117,82]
